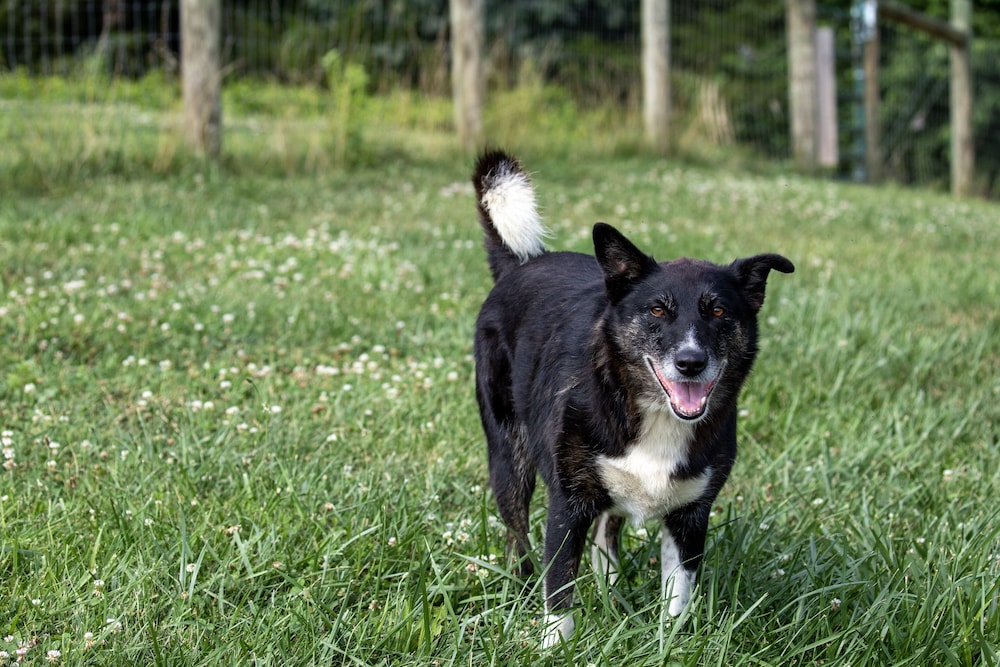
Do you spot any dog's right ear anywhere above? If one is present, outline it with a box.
[594,222,658,304]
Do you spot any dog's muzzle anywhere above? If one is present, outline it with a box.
[645,355,724,421]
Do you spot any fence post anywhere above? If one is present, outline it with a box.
[450,0,484,152]
[642,0,671,153]
[786,0,818,172]
[863,4,880,183]
[815,26,839,168]
[950,0,973,196]
[181,0,222,158]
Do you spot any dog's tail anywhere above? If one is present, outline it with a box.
[472,150,548,281]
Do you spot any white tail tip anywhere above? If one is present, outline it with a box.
[480,169,547,262]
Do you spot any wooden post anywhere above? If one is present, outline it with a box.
[815,26,838,168]
[181,0,221,157]
[642,0,670,153]
[787,0,818,172]
[863,8,880,182]
[950,0,973,196]
[450,0,484,152]
[878,0,973,195]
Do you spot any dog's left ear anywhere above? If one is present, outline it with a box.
[594,223,658,303]
[731,254,795,312]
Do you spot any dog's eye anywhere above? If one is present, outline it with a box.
[650,305,666,317]
[712,306,725,318]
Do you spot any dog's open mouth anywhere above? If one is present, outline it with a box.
[645,356,722,421]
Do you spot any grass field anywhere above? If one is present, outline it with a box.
[2,98,1000,663]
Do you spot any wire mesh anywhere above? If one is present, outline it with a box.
[1,1,995,193]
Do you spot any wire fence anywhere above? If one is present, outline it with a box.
[1,1,997,193]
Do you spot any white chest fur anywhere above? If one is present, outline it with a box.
[596,405,711,524]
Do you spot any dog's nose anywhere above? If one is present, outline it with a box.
[674,349,708,377]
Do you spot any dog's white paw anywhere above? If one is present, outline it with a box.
[661,531,695,617]
[541,612,575,649]
[665,577,692,617]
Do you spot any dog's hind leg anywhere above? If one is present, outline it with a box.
[477,334,537,577]
[487,423,537,577]
[590,512,624,585]
[541,495,590,647]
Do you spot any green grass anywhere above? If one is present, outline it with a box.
[0,70,646,194]
[2,90,1000,664]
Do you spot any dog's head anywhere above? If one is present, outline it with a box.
[593,223,794,423]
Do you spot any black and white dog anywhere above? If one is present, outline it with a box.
[471,150,794,647]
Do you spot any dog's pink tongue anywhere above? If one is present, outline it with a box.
[667,381,711,416]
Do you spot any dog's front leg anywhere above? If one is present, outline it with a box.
[541,497,590,648]
[661,505,711,617]
[590,512,624,585]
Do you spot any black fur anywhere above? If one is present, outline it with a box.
[471,150,793,643]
